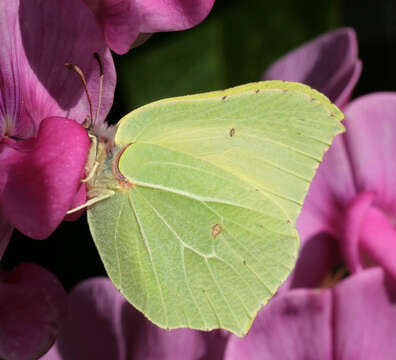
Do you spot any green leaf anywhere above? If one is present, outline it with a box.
[87,81,344,336]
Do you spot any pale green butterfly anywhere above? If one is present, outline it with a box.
[81,81,343,336]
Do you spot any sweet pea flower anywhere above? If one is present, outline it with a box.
[43,277,227,360]
[292,92,396,287]
[83,0,215,54]
[225,268,396,360]
[262,27,361,108]
[0,263,67,360]
[0,0,116,242]
[261,28,386,290]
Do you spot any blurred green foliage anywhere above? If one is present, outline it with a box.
[110,0,340,121]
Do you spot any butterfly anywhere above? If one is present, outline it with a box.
[69,72,343,336]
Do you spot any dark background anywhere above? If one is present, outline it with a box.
[3,0,396,291]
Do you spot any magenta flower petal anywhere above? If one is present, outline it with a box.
[297,133,357,242]
[0,0,116,239]
[359,206,396,280]
[262,28,361,107]
[17,0,116,126]
[343,93,396,213]
[0,3,24,137]
[339,94,396,277]
[47,277,224,359]
[0,0,115,140]
[226,268,396,359]
[49,278,126,359]
[41,347,62,360]
[131,33,153,49]
[225,289,332,359]
[0,117,90,239]
[63,184,87,222]
[83,0,215,54]
[0,214,13,260]
[122,307,207,360]
[278,233,340,293]
[341,191,376,273]
[333,268,396,359]
[300,94,396,236]
[83,0,140,55]
[333,56,362,109]
[294,93,396,284]
[0,263,67,360]
[134,0,215,32]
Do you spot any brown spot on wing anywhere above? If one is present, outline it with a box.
[211,224,222,238]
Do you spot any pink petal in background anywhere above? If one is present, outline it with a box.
[83,0,140,55]
[298,93,396,283]
[45,277,226,360]
[262,27,361,107]
[279,233,340,292]
[343,93,396,215]
[225,268,396,360]
[134,0,215,32]
[0,214,13,260]
[333,268,396,359]
[0,263,67,360]
[259,28,362,290]
[225,289,332,360]
[83,0,215,54]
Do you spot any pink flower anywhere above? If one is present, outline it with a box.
[83,0,215,54]
[225,268,396,359]
[262,27,361,108]
[260,28,396,290]
[294,92,396,287]
[0,0,116,243]
[44,277,227,360]
[0,263,67,360]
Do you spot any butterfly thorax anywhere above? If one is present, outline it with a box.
[85,124,135,206]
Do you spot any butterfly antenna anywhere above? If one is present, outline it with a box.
[93,52,104,127]
[65,62,94,128]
